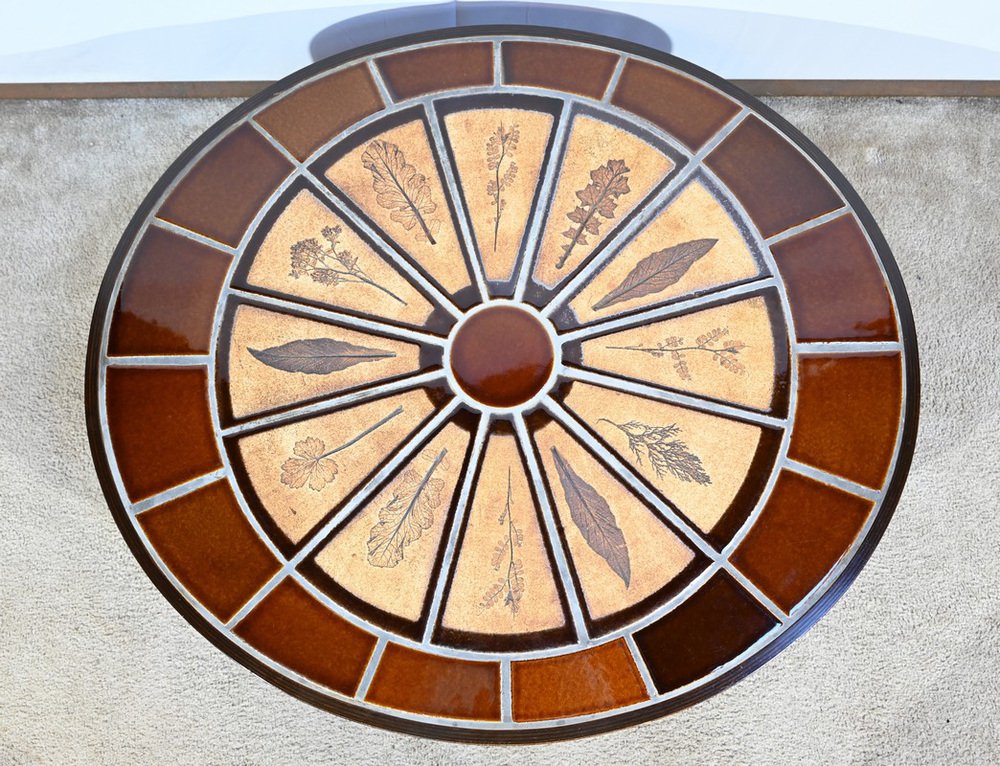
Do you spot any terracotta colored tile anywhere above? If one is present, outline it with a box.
[611,59,741,150]
[137,480,280,621]
[108,226,231,355]
[732,471,873,613]
[790,354,902,489]
[511,639,648,722]
[106,367,222,502]
[633,571,777,693]
[157,124,292,247]
[376,43,493,100]
[366,643,501,720]
[234,579,377,696]
[256,64,384,161]
[502,41,619,99]
[771,214,898,342]
[705,115,844,238]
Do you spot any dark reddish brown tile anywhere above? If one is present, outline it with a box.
[450,305,553,407]
[772,215,897,342]
[234,579,377,695]
[790,354,902,489]
[611,59,741,150]
[705,115,844,238]
[633,572,777,693]
[108,226,231,356]
[106,367,222,502]
[732,471,873,613]
[157,124,292,248]
[511,639,648,722]
[137,480,280,621]
[366,643,500,720]
[502,41,619,99]
[376,42,493,100]
[256,64,384,161]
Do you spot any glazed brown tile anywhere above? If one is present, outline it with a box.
[376,42,493,100]
[157,124,292,247]
[771,214,898,342]
[633,571,777,693]
[365,643,501,720]
[234,578,377,696]
[732,471,873,613]
[502,41,619,99]
[611,59,742,150]
[108,226,231,355]
[790,354,903,489]
[511,639,648,721]
[106,367,221,502]
[255,64,383,161]
[705,115,844,238]
[137,480,280,621]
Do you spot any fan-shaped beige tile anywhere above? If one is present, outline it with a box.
[443,108,554,283]
[533,420,695,621]
[323,120,472,295]
[312,422,471,622]
[236,388,438,544]
[441,430,565,636]
[244,189,434,327]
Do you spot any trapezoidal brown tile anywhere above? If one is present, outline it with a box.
[89,28,916,743]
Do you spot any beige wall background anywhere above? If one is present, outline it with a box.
[0,96,997,764]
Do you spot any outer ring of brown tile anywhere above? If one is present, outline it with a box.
[86,25,919,744]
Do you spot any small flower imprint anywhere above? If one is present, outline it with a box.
[279,406,403,492]
[485,123,519,251]
[480,468,525,616]
[289,224,406,305]
[559,159,631,269]
[606,327,747,381]
[598,418,711,485]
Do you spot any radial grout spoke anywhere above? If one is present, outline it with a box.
[354,636,387,700]
[129,469,227,515]
[421,413,491,643]
[623,633,659,699]
[500,658,513,722]
[540,107,750,318]
[423,99,490,302]
[796,340,901,355]
[149,218,238,255]
[562,366,787,429]
[512,414,591,644]
[783,459,881,501]
[512,104,573,302]
[226,286,448,346]
[247,119,465,321]
[560,276,778,342]
[720,562,788,622]
[602,55,627,102]
[105,355,210,367]
[764,207,849,246]
[492,41,503,85]
[226,568,285,629]
[367,59,394,105]
[221,370,445,438]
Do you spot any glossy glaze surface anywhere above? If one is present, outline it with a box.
[87,28,918,743]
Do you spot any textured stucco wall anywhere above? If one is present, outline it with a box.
[0,96,997,765]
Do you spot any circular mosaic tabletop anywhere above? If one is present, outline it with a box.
[86,27,919,742]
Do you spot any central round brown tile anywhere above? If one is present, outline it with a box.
[450,305,554,407]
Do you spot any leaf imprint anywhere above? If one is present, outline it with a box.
[480,467,526,615]
[551,447,630,586]
[592,238,717,311]
[558,159,631,269]
[361,139,438,245]
[248,338,395,375]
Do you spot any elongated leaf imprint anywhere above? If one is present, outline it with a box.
[361,139,438,244]
[248,338,395,375]
[480,467,526,615]
[592,238,717,311]
[551,447,631,586]
[558,159,631,269]
[599,419,711,485]
[367,448,449,568]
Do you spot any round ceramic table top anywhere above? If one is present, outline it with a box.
[87,27,918,742]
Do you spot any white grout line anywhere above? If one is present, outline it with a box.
[367,58,395,105]
[424,99,490,302]
[563,366,787,430]
[559,276,777,342]
[783,459,881,502]
[354,636,387,700]
[796,341,902,355]
[513,414,591,644]
[129,469,227,516]
[500,658,513,722]
[623,633,659,699]
[220,370,446,438]
[148,218,238,254]
[764,206,850,246]
[602,55,627,102]
[105,355,210,367]
[493,40,503,85]
[421,413,490,643]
